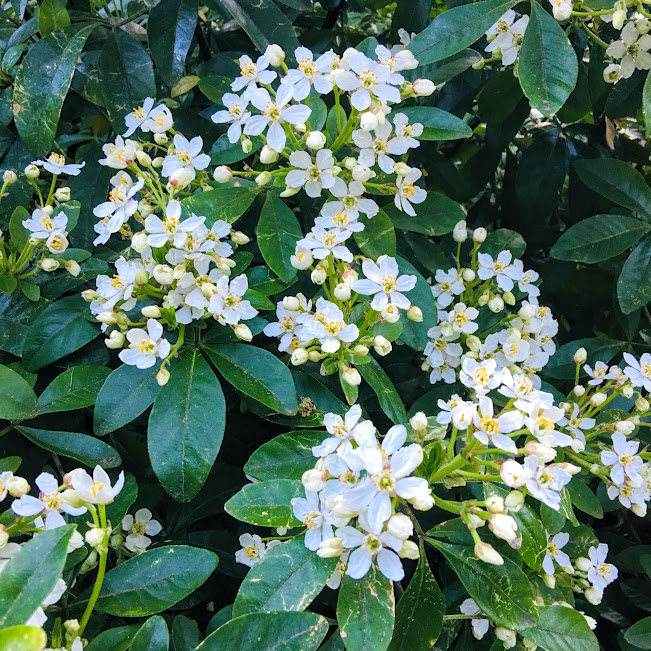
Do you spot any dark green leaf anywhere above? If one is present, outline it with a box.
[9,206,29,251]
[520,605,599,651]
[358,356,407,424]
[481,229,526,258]
[129,616,170,651]
[644,70,651,138]
[0,293,49,357]
[625,617,651,649]
[618,236,651,314]
[224,479,303,528]
[354,209,396,258]
[84,624,142,651]
[0,363,38,420]
[395,107,471,140]
[38,0,69,37]
[38,365,111,413]
[181,186,257,225]
[384,192,465,236]
[542,338,623,380]
[171,615,203,651]
[567,480,603,519]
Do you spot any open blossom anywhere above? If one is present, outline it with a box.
[601,432,643,485]
[124,97,163,137]
[119,319,171,369]
[93,173,144,244]
[623,352,651,390]
[231,54,277,94]
[235,533,281,566]
[282,46,334,100]
[522,455,572,510]
[100,136,137,169]
[543,532,571,574]
[208,274,258,325]
[162,134,210,180]
[460,358,506,394]
[244,86,311,153]
[334,52,401,110]
[92,256,139,314]
[352,257,416,311]
[583,361,609,386]
[33,152,85,176]
[354,121,409,174]
[485,13,529,65]
[322,181,379,220]
[297,227,353,262]
[393,113,423,147]
[445,303,479,335]
[606,21,651,79]
[394,167,427,216]
[586,544,618,594]
[299,298,358,353]
[264,302,302,352]
[211,93,251,143]
[71,466,125,505]
[122,508,162,551]
[145,200,205,248]
[431,268,465,308]
[292,491,345,551]
[22,209,67,241]
[286,149,339,197]
[313,404,376,457]
[12,472,86,522]
[477,250,523,291]
[460,599,490,639]
[472,396,523,454]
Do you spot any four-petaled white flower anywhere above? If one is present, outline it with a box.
[313,404,376,457]
[352,257,416,311]
[586,543,618,594]
[601,432,643,485]
[119,319,171,369]
[33,152,85,176]
[122,508,162,551]
[543,532,571,575]
[145,200,205,248]
[211,93,251,143]
[394,167,427,216]
[162,134,211,180]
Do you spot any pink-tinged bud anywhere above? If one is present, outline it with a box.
[474,542,504,565]
[556,462,581,475]
[342,368,361,386]
[213,166,233,183]
[413,78,436,96]
[524,441,556,463]
[6,476,30,497]
[409,411,428,433]
[484,494,504,513]
[302,468,327,492]
[489,513,518,541]
[156,367,170,386]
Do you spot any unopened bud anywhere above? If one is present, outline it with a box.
[462,268,475,282]
[256,171,272,186]
[141,305,161,318]
[411,492,434,511]
[525,441,556,463]
[291,348,309,366]
[413,78,436,96]
[590,392,607,407]
[2,170,17,185]
[334,283,351,301]
[305,131,326,150]
[81,289,99,302]
[495,627,517,649]
[24,164,40,179]
[381,305,401,324]
[40,258,60,272]
[153,264,174,285]
[409,411,428,432]
[55,187,71,202]
[131,231,149,253]
[265,44,286,67]
[373,335,392,356]
[342,367,361,386]
[85,527,106,549]
[353,345,369,357]
[105,330,125,349]
[282,296,301,311]
[398,539,420,559]
[213,166,233,183]
[556,462,581,475]
[234,323,253,342]
[504,491,525,512]
[154,133,168,145]
[317,536,343,558]
[484,494,505,513]
[474,542,504,565]
[452,220,467,243]
[612,8,627,29]
[488,296,504,313]
[584,587,602,605]
[615,420,635,434]
[294,123,307,133]
[573,385,585,397]
[65,260,81,277]
[136,150,152,167]
[636,396,650,412]
[97,311,119,325]
[7,476,30,497]
[260,145,279,164]
[473,227,487,243]
[503,291,515,306]
[622,384,634,398]
[407,305,423,322]
[302,468,327,492]
[169,166,193,189]
[359,111,378,131]
[489,513,518,541]
[156,366,170,386]
[311,267,327,285]
[573,347,587,364]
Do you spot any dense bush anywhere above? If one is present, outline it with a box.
[0,0,650,649]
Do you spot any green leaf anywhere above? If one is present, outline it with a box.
[542,338,623,380]
[567,480,603,519]
[0,525,74,627]
[0,363,38,420]
[148,0,197,87]
[481,229,526,258]
[0,626,46,651]
[106,472,138,530]
[17,426,121,467]
[13,24,94,156]
[148,350,226,502]
[0,274,17,295]
[171,615,203,651]
[38,365,111,413]
[9,206,29,251]
[19,280,40,302]
[130,616,170,651]
[233,538,338,617]
[354,210,396,259]
[244,430,326,481]
[574,159,651,219]
[518,2,578,116]
[625,617,651,649]
[388,552,444,651]
[198,75,232,102]
[21,295,99,372]
[258,193,302,283]
[38,0,69,37]
[618,236,651,314]
[551,215,649,263]
[396,256,438,351]
[181,186,257,225]
[209,134,264,165]
[407,0,519,65]
[644,70,651,138]
[196,612,329,651]
[94,546,218,617]
[337,566,395,651]
[520,605,599,651]
[99,28,156,132]
[428,540,537,630]
[84,624,142,651]
[358,356,407,424]
[395,107,471,140]
[94,364,161,435]
[203,343,297,415]
[224,479,303,528]
[384,192,465,236]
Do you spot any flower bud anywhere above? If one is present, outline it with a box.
[105,330,125,349]
[620,383,634,398]
[632,502,648,517]
[151,156,164,169]
[81,289,99,302]
[24,164,40,179]
[525,441,556,463]
[573,385,585,397]
[638,16,651,34]
[241,137,253,153]
[612,8,627,29]
[60,489,84,509]
[155,366,170,387]
[573,347,587,364]
[462,268,475,282]
[495,627,516,649]
[518,304,536,321]
[505,491,525,512]
[294,123,307,133]
[141,305,161,318]
[291,347,309,366]
[305,131,327,150]
[55,186,71,202]
[342,367,362,386]
[2,170,17,185]
[407,305,423,322]
[373,335,392,356]
[398,539,420,560]
[260,145,279,164]
[131,231,149,253]
[153,264,174,285]
[256,171,272,186]
[412,492,434,511]
[311,267,327,285]
[575,556,592,572]
[489,513,518,542]
[352,165,374,183]
[62,260,80,277]
[302,468,327,492]
[488,296,504,313]
[473,227,487,243]
[474,542,504,565]
[7,476,30,497]
[410,411,428,433]
[553,1,572,20]
[394,161,410,176]
[317,536,343,558]
[97,311,119,325]
[452,220,467,242]
[283,296,300,311]
[110,533,124,549]
[359,111,379,131]
[85,527,106,549]
[381,305,401,324]
[265,44,286,67]
[615,420,635,434]
[385,513,413,540]
[154,132,169,145]
[348,345,366,358]
[79,550,98,574]
[503,291,516,306]
[40,258,60,272]
[556,462,581,475]
[234,323,253,342]
[413,78,436,96]
[485,494,505,513]
[584,587,602,605]
[334,283,351,301]
[636,396,650,412]
[590,392,607,407]
[170,166,193,189]
[213,166,233,183]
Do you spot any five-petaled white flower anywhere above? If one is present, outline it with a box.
[208,274,258,325]
[119,319,171,369]
[93,172,144,245]
[321,181,379,220]
[354,121,409,174]
[472,396,523,454]
[297,227,353,262]
[334,52,401,110]
[431,268,465,308]
[124,97,166,137]
[606,21,651,79]
[22,209,67,241]
[282,46,334,100]
[145,200,205,248]
[312,404,376,457]
[477,250,523,292]
[601,432,643,485]
[485,14,529,65]
[231,54,277,94]
[33,152,85,176]
[162,134,211,180]
[543,532,571,575]
[351,257,416,311]
[586,543,618,594]
[122,508,162,551]
[71,465,125,505]
[235,533,280,566]
[286,149,339,197]
[12,472,86,522]
[623,352,651,391]
[211,93,251,143]
[394,167,427,216]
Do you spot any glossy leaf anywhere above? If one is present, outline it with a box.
[38,0,69,37]
[481,229,526,258]
[37,365,111,413]
[395,107,471,140]
[233,538,337,616]
[337,567,395,651]
[543,338,623,380]
[384,192,465,236]
[358,356,407,424]
[171,615,203,651]
[520,605,599,651]
[625,616,651,649]
[129,616,170,651]
[618,236,651,314]
[0,363,38,420]
[0,626,46,651]
[148,350,226,502]
[203,343,297,415]
[354,210,396,259]
[224,479,303,528]
[181,186,257,225]
[94,545,218,617]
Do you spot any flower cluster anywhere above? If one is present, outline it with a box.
[604,17,651,83]
[484,10,530,66]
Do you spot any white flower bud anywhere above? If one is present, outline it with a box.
[352,165,374,182]
[474,542,504,565]
[556,462,581,475]
[141,305,161,318]
[473,227,487,243]
[553,2,572,20]
[462,268,475,282]
[79,550,98,574]
[386,514,413,540]
[519,305,537,321]
[260,145,279,164]
[311,267,327,285]
[61,489,84,509]
[65,260,81,277]
[584,587,602,605]
[413,78,436,96]
[590,392,607,407]
[294,123,307,133]
[234,323,253,342]
[40,258,60,272]
[2,170,17,185]
[575,556,592,572]
[359,111,379,131]
[154,132,169,145]
[543,572,556,589]
[156,367,170,386]
[96,311,119,325]
[7,476,30,497]
[381,304,401,324]
[573,385,585,397]
[105,330,125,349]
[55,187,71,202]
[411,492,434,511]
[573,347,587,364]
[24,164,40,179]
[85,527,106,549]
[342,156,357,170]
[463,335,480,353]
[317,536,344,558]
[393,161,410,176]
[241,137,253,153]
[485,494,505,513]
[81,289,99,302]
[305,131,327,150]
[636,396,650,412]
[488,296,504,313]
[615,420,635,434]
[291,348,309,366]
[353,345,369,357]
[265,44,286,67]
[398,539,420,560]
[621,384,634,398]
[283,296,301,311]
[170,166,193,189]
[256,171,272,186]
[489,513,518,542]
[334,283,351,301]
[504,491,525,512]
[571,437,585,452]
[632,502,648,517]
[503,291,515,306]
[409,411,428,433]
[0,528,8,548]
[525,441,557,463]
[407,305,423,322]
[342,367,361,386]
[342,268,358,286]
[213,166,233,183]
[153,264,174,285]
[130,231,148,253]
[612,8,627,29]
[637,17,651,34]
[291,247,313,269]
[452,220,467,242]
[134,269,149,286]
[302,468,327,492]
[373,335,392,356]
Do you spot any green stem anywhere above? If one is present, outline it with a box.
[330,108,359,153]
[45,174,58,206]
[581,23,609,49]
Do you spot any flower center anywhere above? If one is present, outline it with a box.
[90,481,105,497]
[176,149,191,165]
[48,153,65,166]
[226,293,242,308]
[325,320,342,335]
[263,102,281,121]
[381,275,397,292]
[480,416,500,435]
[132,106,146,119]
[109,187,126,204]
[360,70,378,88]
[42,492,63,510]
[133,522,146,535]
[40,216,55,230]
[244,545,258,559]
[241,62,256,78]
[138,338,156,354]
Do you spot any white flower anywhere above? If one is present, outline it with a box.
[394,167,427,216]
[604,63,623,83]
[477,250,523,292]
[334,52,401,110]
[144,105,174,133]
[119,319,171,369]
[263,303,301,352]
[623,352,651,391]
[22,209,67,240]
[336,510,404,581]
[231,54,277,94]
[122,508,162,551]
[445,303,480,335]
[601,432,643,485]
[425,328,463,369]
[606,21,651,79]
[0,471,12,501]
[282,47,334,100]
[124,97,163,137]
[353,121,409,174]
[208,274,258,325]
[211,93,251,143]
[392,113,423,150]
[472,396,523,454]
[486,9,517,39]
[292,491,341,551]
[297,227,353,262]
[27,577,67,628]
[431,268,465,308]
[549,0,572,21]
[561,403,595,446]
[291,246,314,269]
[313,404,376,457]
[314,208,364,233]
[460,598,490,639]
[162,134,210,180]
[583,361,609,386]
[235,533,273,566]
[326,550,350,589]
[375,44,418,73]
[244,86,311,153]
[586,543,618,594]
[286,149,339,197]
[11,472,86,521]
[516,266,540,300]
[145,200,205,248]
[71,465,125,505]
[93,173,144,245]
[33,152,85,176]
[100,136,137,169]
[607,481,647,509]
[543,532,571,574]
[523,455,572,510]
[523,403,572,448]
[485,15,529,66]
[299,298,358,353]
[321,180,379,219]
[351,257,416,311]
